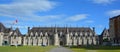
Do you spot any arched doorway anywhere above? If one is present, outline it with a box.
[60,41,63,46]
[3,41,8,45]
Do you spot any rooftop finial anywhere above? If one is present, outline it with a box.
[93,27,95,32]
[55,24,57,33]
[66,27,69,33]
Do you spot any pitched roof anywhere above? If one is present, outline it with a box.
[11,28,22,36]
[29,27,94,34]
[101,28,109,36]
[110,15,120,20]
[0,22,6,32]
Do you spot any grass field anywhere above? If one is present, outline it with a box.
[69,46,120,52]
[71,48,120,52]
[0,46,120,52]
[0,46,56,52]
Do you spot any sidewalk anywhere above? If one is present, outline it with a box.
[48,46,72,52]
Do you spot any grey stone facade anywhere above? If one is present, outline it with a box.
[0,22,99,46]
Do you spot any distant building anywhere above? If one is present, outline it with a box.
[0,22,99,46]
[99,28,110,45]
[109,15,120,44]
[0,23,22,46]
[23,27,99,46]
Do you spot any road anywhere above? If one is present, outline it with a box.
[48,46,72,52]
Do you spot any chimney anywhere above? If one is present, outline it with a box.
[93,27,95,32]
[28,27,30,33]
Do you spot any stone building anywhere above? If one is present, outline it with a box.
[0,23,12,46]
[23,27,99,46]
[109,15,120,44]
[10,28,22,46]
[99,28,110,45]
[0,22,99,46]
[0,23,22,46]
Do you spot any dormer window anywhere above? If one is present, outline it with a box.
[35,32,38,36]
[30,32,33,36]
[14,32,17,36]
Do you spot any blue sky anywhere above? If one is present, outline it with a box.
[0,0,120,35]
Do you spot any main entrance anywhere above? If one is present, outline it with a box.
[60,41,63,46]
[3,41,9,45]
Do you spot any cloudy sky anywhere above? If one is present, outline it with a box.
[0,0,120,34]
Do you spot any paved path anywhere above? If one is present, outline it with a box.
[48,46,73,52]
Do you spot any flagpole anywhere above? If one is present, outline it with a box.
[13,19,18,48]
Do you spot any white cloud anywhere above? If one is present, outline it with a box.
[21,15,64,22]
[0,0,58,22]
[92,0,115,4]
[66,14,88,21]
[107,10,120,17]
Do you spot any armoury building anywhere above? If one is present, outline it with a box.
[1,15,120,46]
[0,23,99,46]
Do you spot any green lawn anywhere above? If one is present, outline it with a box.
[0,46,56,52]
[69,46,120,52]
[71,48,120,52]
[0,46,120,52]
